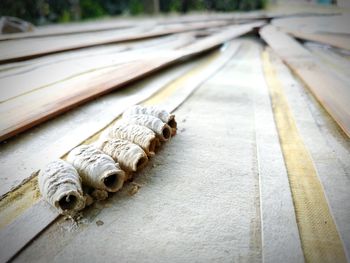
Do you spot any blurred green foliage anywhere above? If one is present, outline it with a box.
[0,0,266,25]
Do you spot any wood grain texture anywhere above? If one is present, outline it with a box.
[0,33,195,102]
[286,30,350,51]
[260,25,350,137]
[0,19,139,41]
[0,33,193,75]
[0,21,263,142]
[0,20,230,62]
[272,15,350,50]
[0,12,266,41]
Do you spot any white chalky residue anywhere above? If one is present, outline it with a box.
[94,138,148,172]
[38,159,85,215]
[123,105,177,135]
[103,122,157,156]
[122,114,172,142]
[67,145,125,192]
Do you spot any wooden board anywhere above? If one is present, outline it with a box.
[0,19,139,41]
[287,31,350,51]
[0,12,265,41]
[272,15,350,35]
[260,25,350,137]
[0,20,231,62]
[272,15,350,50]
[0,200,58,263]
[0,21,264,142]
[0,33,195,102]
[0,33,193,73]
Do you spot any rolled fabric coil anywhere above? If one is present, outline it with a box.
[67,145,125,192]
[103,122,158,156]
[94,138,148,173]
[123,105,177,135]
[38,159,85,215]
[122,114,171,142]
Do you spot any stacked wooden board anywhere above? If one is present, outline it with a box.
[0,20,264,142]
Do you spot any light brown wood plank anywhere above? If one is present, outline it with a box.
[0,33,195,102]
[0,20,230,62]
[0,12,266,41]
[260,25,350,137]
[272,15,350,50]
[286,31,350,51]
[0,33,192,74]
[0,19,138,41]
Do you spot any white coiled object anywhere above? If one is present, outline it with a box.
[122,114,171,142]
[123,105,177,135]
[38,159,85,215]
[103,122,158,156]
[94,138,148,172]
[67,145,125,192]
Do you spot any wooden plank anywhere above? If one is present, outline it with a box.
[0,12,265,41]
[0,20,231,63]
[285,30,350,51]
[0,21,264,142]
[306,42,350,80]
[272,15,350,50]
[260,25,350,137]
[0,41,240,263]
[0,19,139,41]
[0,200,58,263]
[272,15,350,35]
[0,33,195,102]
[0,33,192,74]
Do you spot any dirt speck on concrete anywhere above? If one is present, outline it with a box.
[128,183,141,196]
[96,220,104,226]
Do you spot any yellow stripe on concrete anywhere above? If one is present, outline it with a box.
[262,50,347,263]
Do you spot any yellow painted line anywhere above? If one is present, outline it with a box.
[0,48,221,230]
[262,50,347,263]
